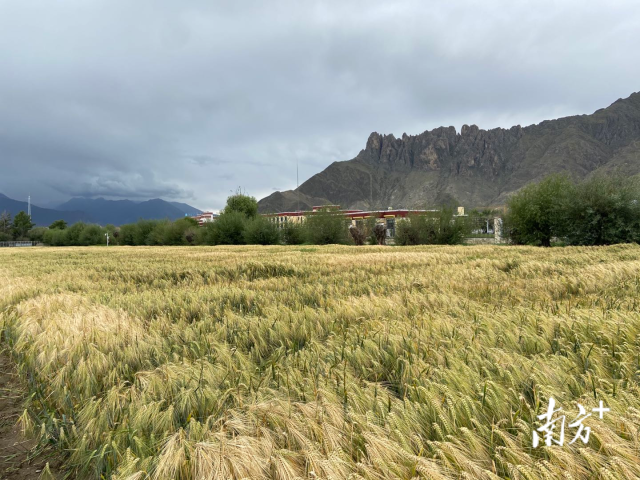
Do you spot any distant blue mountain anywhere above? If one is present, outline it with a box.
[0,193,89,226]
[169,201,203,216]
[56,197,202,225]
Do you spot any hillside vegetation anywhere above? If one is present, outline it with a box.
[1,246,640,479]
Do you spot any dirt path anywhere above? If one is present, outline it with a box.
[0,352,59,480]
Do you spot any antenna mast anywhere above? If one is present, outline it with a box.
[297,159,300,212]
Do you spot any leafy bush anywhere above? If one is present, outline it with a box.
[243,216,280,245]
[43,228,68,246]
[303,211,349,245]
[395,209,467,245]
[505,175,573,247]
[282,222,305,245]
[78,224,105,245]
[209,211,247,245]
[27,227,48,243]
[564,174,640,245]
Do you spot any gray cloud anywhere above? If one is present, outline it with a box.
[1,0,639,210]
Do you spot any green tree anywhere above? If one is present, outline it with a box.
[49,219,68,230]
[64,222,87,245]
[0,210,11,234]
[78,224,105,245]
[564,174,640,245]
[11,211,35,240]
[243,216,280,245]
[304,211,349,245]
[212,211,247,245]
[27,227,47,243]
[435,207,469,245]
[118,223,139,245]
[43,228,67,246]
[223,191,258,218]
[505,175,573,247]
[282,222,305,245]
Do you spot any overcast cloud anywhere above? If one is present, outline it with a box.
[1,0,639,210]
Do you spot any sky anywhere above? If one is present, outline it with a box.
[1,1,639,211]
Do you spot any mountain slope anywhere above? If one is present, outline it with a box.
[169,202,203,215]
[259,92,640,212]
[0,193,89,226]
[57,197,201,225]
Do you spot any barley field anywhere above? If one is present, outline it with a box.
[2,245,640,480]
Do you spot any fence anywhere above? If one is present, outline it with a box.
[0,241,38,248]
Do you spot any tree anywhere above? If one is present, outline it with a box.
[223,191,258,218]
[0,211,11,234]
[505,175,573,247]
[43,228,67,246]
[435,207,469,245]
[243,216,280,245]
[212,211,247,245]
[304,211,349,245]
[64,222,87,245]
[564,174,640,245]
[11,211,35,240]
[79,224,105,245]
[282,222,305,245]
[49,219,68,230]
[28,227,47,243]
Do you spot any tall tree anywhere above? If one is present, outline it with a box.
[11,211,35,240]
[505,175,573,247]
[0,210,11,233]
[223,190,258,218]
[49,219,68,230]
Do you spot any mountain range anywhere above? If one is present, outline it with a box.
[0,194,202,226]
[258,91,640,213]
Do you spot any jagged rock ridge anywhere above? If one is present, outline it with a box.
[259,92,640,212]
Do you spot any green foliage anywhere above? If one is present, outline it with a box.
[42,228,67,246]
[64,222,87,246]
[564,174,640,245]
[0,210,12,234]
[209,211,247,245]
[364,217,379,245]
[11,211,35,240]
[303,211,349,245]
[506,173,640,247]
[243,216,280,245]
[78,224,105,246]
[395,209,468,245]
[437,207,470,244]
[117,223,138,246]
[49,219,68,230]
[162,218,196,246]
[505,174,573,247]
[281,222,305,245]
[0,232,11,242]
[27,227,48,243]
[223,192,258,218]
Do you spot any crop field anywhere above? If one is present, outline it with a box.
[2,245,640,480]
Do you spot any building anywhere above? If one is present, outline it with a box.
[264,206,440,239]
[191,212,219,226]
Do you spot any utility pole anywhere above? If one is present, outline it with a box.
[28,195,31,219]
[105,232,110,246]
